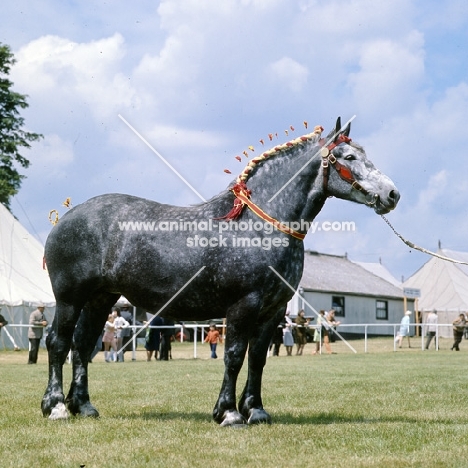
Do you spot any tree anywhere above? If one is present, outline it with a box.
[0,43,42,211]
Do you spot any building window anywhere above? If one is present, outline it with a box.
[376,300,388,320]
[332,296,345,317]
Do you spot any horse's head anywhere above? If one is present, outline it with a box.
[321,118,400,215]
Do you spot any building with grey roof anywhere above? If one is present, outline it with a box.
[289,251,414,336]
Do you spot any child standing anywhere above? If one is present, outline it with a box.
[204,324,222,359]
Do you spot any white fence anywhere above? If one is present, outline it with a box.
[0,322,461,356]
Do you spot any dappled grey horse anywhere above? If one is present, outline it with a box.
[42,118,399,425]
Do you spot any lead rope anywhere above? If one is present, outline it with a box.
[381,215,468,265]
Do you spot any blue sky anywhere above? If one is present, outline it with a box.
[1,0,468,282]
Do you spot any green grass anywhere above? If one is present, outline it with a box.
[1,339,468,467]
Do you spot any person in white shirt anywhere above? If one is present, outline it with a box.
[425,310,438,350]
[112,307,129,362]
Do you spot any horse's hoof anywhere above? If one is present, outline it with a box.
[78,402,99,418]
[42,392,65,417]
[48,403,70,420]
[67,400,100,418]
[247,408,272,425]
[220,410,247,427]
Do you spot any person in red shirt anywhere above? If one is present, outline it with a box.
[204,324,222,359]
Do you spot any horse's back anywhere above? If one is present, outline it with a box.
[44,194,164,296]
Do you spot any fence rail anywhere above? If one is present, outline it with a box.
[0,322,462,356]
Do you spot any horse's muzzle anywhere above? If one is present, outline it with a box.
[373,188,400,215]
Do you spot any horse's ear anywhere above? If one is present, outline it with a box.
[326,117,341,142]
[332,117,342,142]
[343,121,351,137]
[335,117,342,135]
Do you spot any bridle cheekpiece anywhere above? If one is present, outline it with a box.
[320,134,377,206]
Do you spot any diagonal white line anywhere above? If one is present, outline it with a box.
[118,114,207,202]
[117,266,206,354]
[268,265,357,353]
[267,115,357,203]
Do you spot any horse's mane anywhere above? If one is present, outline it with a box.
[194,124,324,208]
[233,125,324,184]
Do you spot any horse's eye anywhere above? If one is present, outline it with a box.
[344,154,356,161]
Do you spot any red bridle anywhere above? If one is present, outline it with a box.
[320,134,372,200]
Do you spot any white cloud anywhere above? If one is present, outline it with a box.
[415,170,447,210]
[347,31,425,121]
[268,57,309,92]
[12,34,140,121]
[28,134,74,177]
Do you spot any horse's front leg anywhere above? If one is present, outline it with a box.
[213,295,259,426]
[213,331,249,426]
[41,303,79,420]
[238,308,285,425]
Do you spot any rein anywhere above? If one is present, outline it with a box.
[381,215,468,265]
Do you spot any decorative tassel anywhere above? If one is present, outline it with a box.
[215,181,251,220]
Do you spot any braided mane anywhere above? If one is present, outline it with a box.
[234,125,324,184]
[217,124,324,221]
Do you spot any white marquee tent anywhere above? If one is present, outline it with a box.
[0,203,55,349]
[403,249,468,338]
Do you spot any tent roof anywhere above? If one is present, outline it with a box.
[404,249,468,311]
[300,251,405,298]
[0,203,55,306]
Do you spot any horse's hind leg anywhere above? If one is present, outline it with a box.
[65,292,119,417]
[41,302,81,419]
[238,307,286,425]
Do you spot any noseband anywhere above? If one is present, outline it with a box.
[320,134,378,206]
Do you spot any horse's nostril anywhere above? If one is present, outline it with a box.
[389,189,400,203]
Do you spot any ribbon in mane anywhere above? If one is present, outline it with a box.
[215,125,324,240]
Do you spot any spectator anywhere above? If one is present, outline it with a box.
[451,313,466,351]
[323,309,341,354]
[283,311,294,356]
[120,302,134,356]
[295,309,309,356]
[204,323,222,359]
[159,318,175,361]
[102,313,117,362]
[27,303,48,364]
[425,310,438,350]
[145,315,163,361]
[112,307,129,362]
[270,317,285,356]
[0,307,8,335]
[396,310,412,349]
[313,310,326,355]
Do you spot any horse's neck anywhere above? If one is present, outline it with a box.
[243,144,327,223]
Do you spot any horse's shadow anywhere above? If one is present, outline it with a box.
[124,410,452,426]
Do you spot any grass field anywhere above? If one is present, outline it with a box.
[1,338,468,467]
